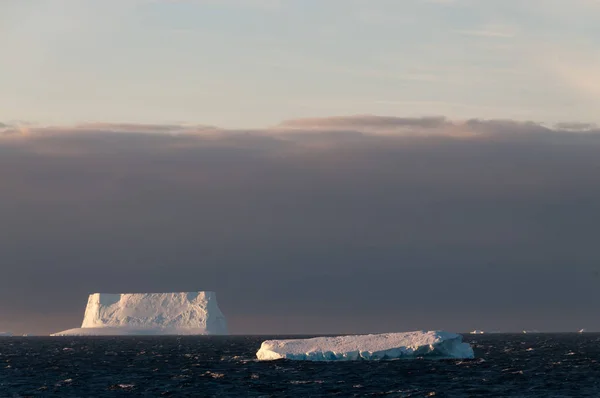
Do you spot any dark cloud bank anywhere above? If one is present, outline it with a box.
[2,116,600,335]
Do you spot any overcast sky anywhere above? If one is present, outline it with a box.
[2,118,600,335]
[1,0,600,335]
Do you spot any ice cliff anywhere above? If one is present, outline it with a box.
[52,292,228,336]
[256,331,474,361]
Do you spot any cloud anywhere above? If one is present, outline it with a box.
[550,54,600,99]
[71,122,219,134]
[0,122,34,138]
[272,115,584,140]
[555,122,598,131]
[515,16,600,104]
[146,0,281,9]
[421,0,460,4]
[2,115,600,334]
[276,115,449,130]
[457,25,517,39]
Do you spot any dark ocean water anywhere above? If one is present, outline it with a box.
[1,334,600,397]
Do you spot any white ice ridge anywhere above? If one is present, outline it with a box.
[52,291,228,336]
[256,331,474,361]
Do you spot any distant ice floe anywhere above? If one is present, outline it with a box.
[0,332,13,337]
[256,331,474,361]
[51,292,227,336]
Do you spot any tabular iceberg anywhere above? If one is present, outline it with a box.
[0,332,13,337]
[52,291,228,336]
[256,331,474,361]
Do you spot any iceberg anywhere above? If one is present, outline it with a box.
[0,332,13,337]
[256,331,474,361]
[52,291,227,336]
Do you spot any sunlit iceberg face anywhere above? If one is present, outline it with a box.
[52,292,228,336]
[257,331,474,361]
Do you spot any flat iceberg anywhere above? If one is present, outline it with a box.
[256,331,474,361]
[52,291,227,336]
[0,332,13,337]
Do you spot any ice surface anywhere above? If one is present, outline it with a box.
[51,327,221,336]
[256,331,474,361]
[52,292,227,336]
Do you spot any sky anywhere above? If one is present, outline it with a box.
[2,0,600,127]
[1,0,600,335]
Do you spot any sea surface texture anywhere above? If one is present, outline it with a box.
[1,334,600,397]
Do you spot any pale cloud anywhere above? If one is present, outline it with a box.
[276,115,449,131]
[457,24,517,38]
[421,0,460,4]
[522,38,600,102]
[72,122,219,134]
[6,116,599,146]
[550,57,600,98]
[555,122,598,131]
[146,0,281,8]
